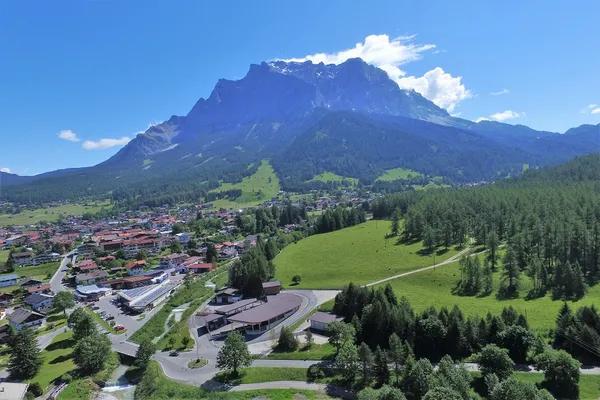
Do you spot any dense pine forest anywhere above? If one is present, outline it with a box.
[370,154,600,301]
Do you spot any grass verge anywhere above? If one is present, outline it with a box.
[266,343,336,361]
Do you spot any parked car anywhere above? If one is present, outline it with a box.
[114,325,125,331]
[92,306,100,310]
[169,350,180,357]
[105,315,114,321]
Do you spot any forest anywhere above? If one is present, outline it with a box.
[370,154,600,301]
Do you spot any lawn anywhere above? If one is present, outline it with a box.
[266,343,336,361]
[135,361,332,400]
[0,250,8,268]
[376,167,423,181]
[381,257,600,333]
[0,202,109,227]
[215,367,311,384]
[274,220,462,289]
[31,330,75,392]
[1,261,61,282]
[209,160,280,209]
[307,171,358,185]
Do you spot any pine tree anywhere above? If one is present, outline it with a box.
[486,231,500,271]
[390,207,401,237]
[7,327,42,379]
[482,257,493,295]
[500,246,521,298]
[374,346,390,387]
[358,342,374,385]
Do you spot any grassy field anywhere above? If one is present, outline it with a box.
[0,250,8,270]
[0,261,61,281]
[209,160,280,209]
[376,167,423,181]
[136,361,333,399]
[511,372,600,400]
[274,220,462,289]
[0,202,109,227]
[307,171,358,185]
[216,367,311,384]
[31,330,75,391]
[381,257,600,333]
[266,343,336,360]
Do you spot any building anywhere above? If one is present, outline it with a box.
[308,312,344,332]
[214,288,242,304]
[11,251,35,266]
[216,298,264,317]
[0,293,14,306]
[187,263,213,274]
[6,234,28,246]
[27,283,52,295]
[34,252,60,264]
[100,275,154,290]
[0,274,18,288]
[8,308,46,331]
[74,284,112,301]
[77,259,99,273]
[20,278,44,288]
[160,253,187,269]
[262,280,281,295]
[227,293,302,335]
[118,282,178,313]
[25,293,54,312]
[75,270,109,285]
[176,232,191,244]
[194,312,228,336]
[125,260,146,276]
[0,382,29,400]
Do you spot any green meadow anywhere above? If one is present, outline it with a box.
[307,171,358,185]
[209,160,280,209]
[0,202,109,227]
[376,167,423,181]
[274,220,462,289]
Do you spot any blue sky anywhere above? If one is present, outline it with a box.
[1,0,599,175]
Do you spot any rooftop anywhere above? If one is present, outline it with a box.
[308,311,343,325]
[227,293,302,325]
[0,382,28,400]
[0,274,18,282]
[262,280,281,289]
[216,298,264,315]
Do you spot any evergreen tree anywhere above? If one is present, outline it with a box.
[358,342,374,385]
[374,346,390,387]
[7,327,42,379]
[336,341,359,382]
[500,246,521,298]
[486,231,500,271]
[390,207,401,237]
[135,340,156,370]
[482,257,493,295]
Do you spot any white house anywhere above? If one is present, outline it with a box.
[25,293,54,312]
[8,308,45,331]
[308,312,343,332]
[125,260,146,276]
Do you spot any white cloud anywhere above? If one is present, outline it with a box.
[136,121,162,135]
[82,137,131,150]
[490,89,509,96]
[581,104,600,114]
[280,34,471,112]
[0,167,10,173]
[58,129,80,142]
[396,67,472,112]
[451,112,462,118]
[476,110,521,123]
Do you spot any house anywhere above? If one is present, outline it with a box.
[74,284,112,301]
[6,234,28,246]
[308,312,344,332]
[34,252,60,264]
[187,263,214,274]
[214,288,242,304]
[262,281,281,296]
[75,270,109,285]
[26,284,52,295]
[0,293,14,306]
[11,251,35,266]
[20,278,44,288]
[25,293,54,312]
[77,259,99,273]
[160,253,187,269]
[125,260,146,276]
[176,232,191,245]
[0,274,18,288]
[99,275,153,290]
[8,308,46,331]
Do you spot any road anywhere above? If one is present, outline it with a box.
[49,252,76,293]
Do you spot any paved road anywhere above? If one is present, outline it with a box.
[49,252,76,293]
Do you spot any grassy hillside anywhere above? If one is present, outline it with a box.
[274,220,462,289]
[376,167,423,181]
[0,202,109,227]
[210,160,280,209]
[0,250,8,270]
[307,171,358,185]
[381,258,600,333]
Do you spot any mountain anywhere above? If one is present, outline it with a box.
[2,58,598,205]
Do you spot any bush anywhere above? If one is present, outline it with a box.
[28,382,43,397]
[61,372,73,383]
[277,326,298,352]
[307,365,325,381]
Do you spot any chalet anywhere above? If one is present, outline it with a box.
[11,251,35,266]
[308,312,344,332]
[187,263,213,274]
[77,259,99,273]
[0,293,14,306]
[34,252,60,264]
[214,288,242,304]
[160,253,187,269]
[0,274,18,288]
[25,293,54,312]
[262,280,282,296]
[98,255,116,263]
[100,240,123,252]
[26,284,52,295]
[176,232,191,244]
[77,241,99,258]
[6,234,28,246]
[125,260,146,276]
[75,270,109,285]
[20,278,44,287]
[8,308,45,331]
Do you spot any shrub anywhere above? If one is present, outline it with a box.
[28,383,43,397]
[277,326,298,352]
[61,372,73,383]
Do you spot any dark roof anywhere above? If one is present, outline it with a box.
[76,270,109,281]
[217,298,263,315]
[309,312,343,325]
[11,251,33,258]
[262,281,281,289]
[25,293,53,305]
[9,308,44,324]
[20,278,44,287]
[205,313,225,323]
[215,288,240,296]
[27,283,52,294]
[227,293,302,325]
